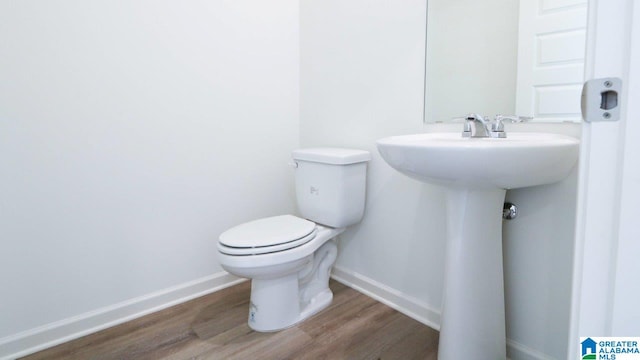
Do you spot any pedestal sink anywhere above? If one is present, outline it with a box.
[376,132,579,360]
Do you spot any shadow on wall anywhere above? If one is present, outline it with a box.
[503,167,579,358]
[336,152,448,312]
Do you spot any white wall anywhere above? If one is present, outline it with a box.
[300,0,446,314]
[502,123,579,359]
[0,0,299,350]
[300,1,579,359]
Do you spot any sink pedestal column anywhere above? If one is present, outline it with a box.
[438,187,507,360]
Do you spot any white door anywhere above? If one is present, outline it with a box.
[569,0,640,357]
[608,0,640,335]
[515,0,588,121]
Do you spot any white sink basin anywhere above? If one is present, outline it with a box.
[377,132,580,189]
[376,132,579,360]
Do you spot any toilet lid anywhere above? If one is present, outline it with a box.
[219,215,316,250]
[218,228,317,255]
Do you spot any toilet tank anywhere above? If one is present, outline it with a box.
[292,148,370,228]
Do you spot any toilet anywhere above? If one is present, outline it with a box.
[218,148,370,332]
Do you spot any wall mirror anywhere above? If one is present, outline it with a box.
[424,0,588,123]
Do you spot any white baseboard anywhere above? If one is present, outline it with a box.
[331,265,441,331]
[0,272,244,360]
[331,266,554,360]
[507,339,556,360]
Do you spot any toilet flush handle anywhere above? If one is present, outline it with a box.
[288,161,298,169]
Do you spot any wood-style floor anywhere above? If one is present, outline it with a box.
[22,280,439,360]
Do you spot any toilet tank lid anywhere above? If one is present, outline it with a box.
[292,148,371,165]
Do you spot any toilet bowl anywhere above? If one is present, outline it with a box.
[217,148,370,332]
[219,215,345,331]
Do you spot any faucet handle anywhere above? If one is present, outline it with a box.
[491,118,504,132]
[490,118,506,138]
[495,114,534,123]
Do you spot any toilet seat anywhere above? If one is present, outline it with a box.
[218,215,317,256]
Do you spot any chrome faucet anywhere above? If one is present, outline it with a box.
[461,114,505,138]
[460,114,532,138]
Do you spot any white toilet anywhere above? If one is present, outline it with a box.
[218,148,370,332]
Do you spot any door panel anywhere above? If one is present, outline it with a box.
[516,0,588,121]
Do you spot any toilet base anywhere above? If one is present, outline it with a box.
[298,288,333,324]
[248,279,334,332]
[248,274,303,332]
[247,241,338,332]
